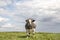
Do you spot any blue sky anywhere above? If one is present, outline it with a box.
[0,0,60,33]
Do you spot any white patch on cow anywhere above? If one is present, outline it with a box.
[29,19,32,24]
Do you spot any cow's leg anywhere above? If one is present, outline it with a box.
[32,28,35,35]
[26,29,30,38]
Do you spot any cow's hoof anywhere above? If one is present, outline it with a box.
[27,36,28,38]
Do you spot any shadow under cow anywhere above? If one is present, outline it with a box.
[18,35,27,38]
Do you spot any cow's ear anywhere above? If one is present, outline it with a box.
[25,20,28,22]
[32,20,35,22]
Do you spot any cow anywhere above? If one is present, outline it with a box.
[25,18,36,38]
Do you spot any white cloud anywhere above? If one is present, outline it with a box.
[16,1,32,8]
[0,0,12,6]
[0,8,8,14]
[15,0,32,11]
[1,23,15,27]
[0,17,9,22]
[32,0,60,23]
[32,0,60,9]
[0,8,16,18]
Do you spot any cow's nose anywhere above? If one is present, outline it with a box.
[29,20,32,24]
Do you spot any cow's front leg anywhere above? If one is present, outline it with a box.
[26,29,30,38]
[32,28,35,35]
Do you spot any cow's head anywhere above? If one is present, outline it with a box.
[26,18,35,24]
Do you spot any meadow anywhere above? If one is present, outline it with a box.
[0,32,60,40]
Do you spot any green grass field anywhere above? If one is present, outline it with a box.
[0,32,60,40]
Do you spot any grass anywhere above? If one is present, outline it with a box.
[0,32,60,40]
